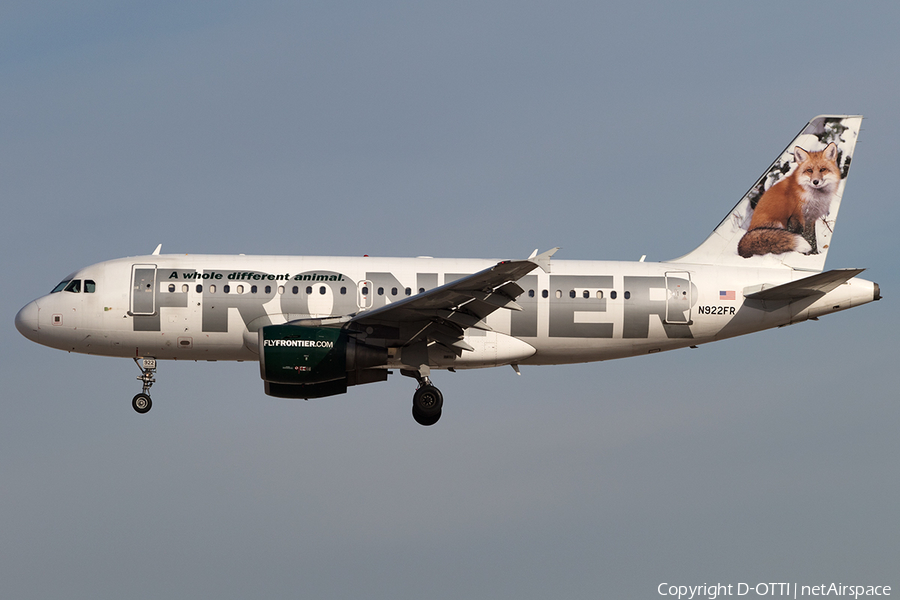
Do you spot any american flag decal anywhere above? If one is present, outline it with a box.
[719,290,735,300]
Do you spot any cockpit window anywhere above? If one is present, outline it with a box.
[85,280,96,293]
[64,280,81,293]
[51,280,70,293]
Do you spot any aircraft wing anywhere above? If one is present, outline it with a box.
[343,248,558,354]
[743,268,865,301]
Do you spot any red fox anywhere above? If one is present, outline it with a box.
[737,142,840,258]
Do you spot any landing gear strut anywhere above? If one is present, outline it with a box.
[403,367,443,426]
[132,357,156,414]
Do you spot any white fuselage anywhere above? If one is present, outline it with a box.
[15,253,879,371]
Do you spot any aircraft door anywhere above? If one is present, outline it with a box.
[357,280,373,310]
[131,264,157,315]
[664,271,692,323]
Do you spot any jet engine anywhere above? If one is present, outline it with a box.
[259,324,388,399]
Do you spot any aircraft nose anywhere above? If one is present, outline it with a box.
[15,300,39,340]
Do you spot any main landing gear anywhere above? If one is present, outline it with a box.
[404,367,443,426]
[132,357,156,414]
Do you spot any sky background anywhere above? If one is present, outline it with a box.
[2,2,898,598]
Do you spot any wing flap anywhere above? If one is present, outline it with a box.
[430,309,493,331]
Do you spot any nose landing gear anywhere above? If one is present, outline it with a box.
[132,357,156,414]
[132,393,151,413]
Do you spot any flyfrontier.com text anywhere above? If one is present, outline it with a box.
[658,582,891,600]
[263,340,335,348]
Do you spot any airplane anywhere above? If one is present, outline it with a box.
[15,115,880,425]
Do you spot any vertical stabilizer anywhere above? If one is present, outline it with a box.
[668,115,862,271]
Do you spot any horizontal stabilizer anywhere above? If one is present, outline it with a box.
[744,268,865,301]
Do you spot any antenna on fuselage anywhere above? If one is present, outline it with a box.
[151,244,162,256]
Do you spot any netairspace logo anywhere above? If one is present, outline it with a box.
[657,582,891,600]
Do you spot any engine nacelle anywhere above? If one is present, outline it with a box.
[259,325,387,398]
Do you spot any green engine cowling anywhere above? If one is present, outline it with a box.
[259,324,388,399]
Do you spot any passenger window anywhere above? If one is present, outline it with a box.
[362,286,369,295]
[64,280,81,293]
[168,284,176,293]
[542,290,548,298]
[528,290,535,298]
[251,285,257,293]
[391,287,398,296]
[264,285,271,294]
[237,285,244,294]
[624,291,631,299]
[319,286,326,295]
[405,288,411,296]
[583,290,589,299]
[610,291,617,299]
[182,284,188,293]
[306,286,312,295]
[555,290,562,299]
[596,291,603,299]
[85,280,96,293]
[223,285,230,294]
[210,285,216,294]
[377,287,384,295]
[418,288,425,294]
[196,284,202,293]
[278,286,284,294]
[569,290,576,298]
[340,287,347,295]
[292,286,299,294]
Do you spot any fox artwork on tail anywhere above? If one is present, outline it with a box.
[737,142,841,258]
